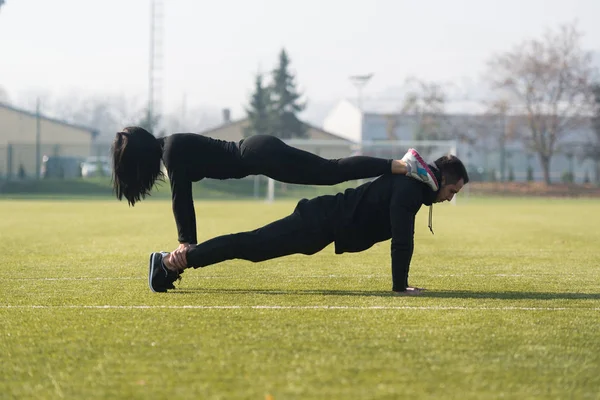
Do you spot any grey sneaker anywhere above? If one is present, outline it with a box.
[148,252,179,293]
[401,148,439,191]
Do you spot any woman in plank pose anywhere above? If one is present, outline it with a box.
[111,126,438,268]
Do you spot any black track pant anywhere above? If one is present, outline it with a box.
[238,135,392,185]
[186,199,334,268]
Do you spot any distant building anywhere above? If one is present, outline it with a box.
[198,109,354,159]
[0,102,98,179]
[323,98,485,143]
[323,98,595,183]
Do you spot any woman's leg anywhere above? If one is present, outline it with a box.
[184,204,333,268]
[239,135,403,185]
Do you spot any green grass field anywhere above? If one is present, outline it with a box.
[1,196,599,399]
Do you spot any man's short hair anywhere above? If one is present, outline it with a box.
[434,155,469,185]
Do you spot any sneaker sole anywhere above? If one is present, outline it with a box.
[409,149,439,190]
[148,253,160,293]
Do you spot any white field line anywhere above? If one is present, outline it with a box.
[0,305,599,311]
[6,277,143,281]
[2,273,588,281]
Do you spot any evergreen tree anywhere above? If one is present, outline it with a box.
[244,73,273,137]
[269,49,307,139]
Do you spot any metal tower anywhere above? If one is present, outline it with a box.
[148,0,164,131]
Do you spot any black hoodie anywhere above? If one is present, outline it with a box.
[296,168,439,291]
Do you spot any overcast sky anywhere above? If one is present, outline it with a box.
[0,0,599,125]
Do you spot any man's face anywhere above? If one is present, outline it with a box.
[434,178,465,203]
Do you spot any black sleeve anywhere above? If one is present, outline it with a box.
[389,181,422,292]
[169,166,198,244]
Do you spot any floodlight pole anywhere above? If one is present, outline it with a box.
[349,74,373,182]
[349,73,374,112]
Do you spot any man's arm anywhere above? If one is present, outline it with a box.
[169,168,198,245]
[389,181,422,292]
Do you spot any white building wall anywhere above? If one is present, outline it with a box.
[361,114,419,141]
[322,100,362,143]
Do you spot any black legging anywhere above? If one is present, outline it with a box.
[165,133,393,245]
[238,135,391,185]
[186,198,333,268]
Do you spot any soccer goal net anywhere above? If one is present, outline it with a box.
[264,139,460,203]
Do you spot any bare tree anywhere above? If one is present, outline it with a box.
[162,106,221,134]
[470,98,526,180]
[22,91,223,143]
[401,77,449,142]
[583,84,600,183]
[383,114,399,140]
[486,22,596,184]
[55,94,143,139]
[26,92,146,143]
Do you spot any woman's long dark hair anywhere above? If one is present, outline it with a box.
[111,126,165,206]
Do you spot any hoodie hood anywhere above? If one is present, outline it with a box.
[422,163,441,206]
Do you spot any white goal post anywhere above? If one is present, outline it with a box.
[265,139,460,203]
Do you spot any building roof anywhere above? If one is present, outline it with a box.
[301,121,352,141]
[197,118,247,136]
[198,117,350,141]
[342,98,489,117]
[0,102,99,137]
